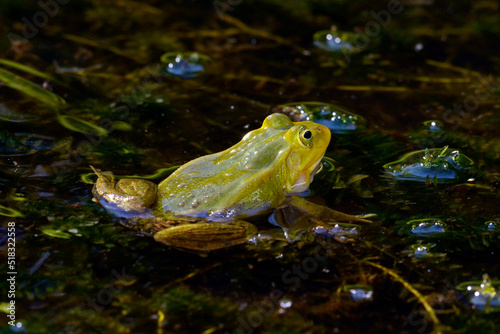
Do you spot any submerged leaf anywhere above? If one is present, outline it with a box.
[0,103,39,122]
[40,227,72,239]
[0,67,66,107]
[57,114,108,136]
[111,120,133,131]
[0,204,24,217]
[0,58,60,83]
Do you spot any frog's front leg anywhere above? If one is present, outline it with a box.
[153,221,258,252]
[285,196,374,224]
[91,166,157,217]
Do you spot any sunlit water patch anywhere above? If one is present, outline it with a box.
[383,146,474,182]
[159,52,210,79]
[420,120,444,132]
[399,218,446,236]
[457,274,500,312]
[313,30,362,53]
[312,224,358,243]
[343,284,374,302]
[273,102,367,134]
[404,243,446,260]
[485,221,498,231]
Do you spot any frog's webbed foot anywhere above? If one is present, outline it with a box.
[153,220,258,252]
[91,166,157,218]
[283,196,374,225]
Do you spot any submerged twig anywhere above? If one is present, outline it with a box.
[336,85,409,92]
[222,15,308,55]
[364,260,444,332]
[425,60,482,77]
[161,263,222,290]
[63,34,145,63]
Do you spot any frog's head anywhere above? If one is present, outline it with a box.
[278,114,331,193]
[246,113,331,194]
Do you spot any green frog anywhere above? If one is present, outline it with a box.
[92,113,371,252]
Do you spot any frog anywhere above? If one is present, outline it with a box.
[92,113,372,252]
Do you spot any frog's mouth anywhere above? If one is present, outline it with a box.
[290,154,324,193]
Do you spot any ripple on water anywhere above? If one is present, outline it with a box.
[456,274,500,312]
[343,284,374,302]
[485,221,498,231]
[312,224,358,243]
[313,30,363,53]
[401,218,446,236]
[405,243,446,260]
[159,52,210,79]
[383,146,474,182]
[273,102,367,134]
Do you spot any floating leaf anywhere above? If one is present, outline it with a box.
[0,204,24,217]
[0,67,66,107]
[57,114,108,136]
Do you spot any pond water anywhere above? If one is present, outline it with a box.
[1,1,499,333]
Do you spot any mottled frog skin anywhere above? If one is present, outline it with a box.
[92,113,370,252]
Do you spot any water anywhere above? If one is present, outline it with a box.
[0,1,499,333]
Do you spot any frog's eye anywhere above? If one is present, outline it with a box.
[298,128,313,147]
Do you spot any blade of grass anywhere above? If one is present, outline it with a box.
[364,260,449,333]
[0,67,66,107]
[57,114,108,136]
[0,58,63,85]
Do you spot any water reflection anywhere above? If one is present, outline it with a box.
[313,30,360,53]
[383,146,474,182]
[160,52,210,79]
[457,274,500,312]
[344,284,374,302]
[273,102,367,134]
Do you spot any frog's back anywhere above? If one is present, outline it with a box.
[155,128,292,219]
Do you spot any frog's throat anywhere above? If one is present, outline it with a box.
[290,154,324,193]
